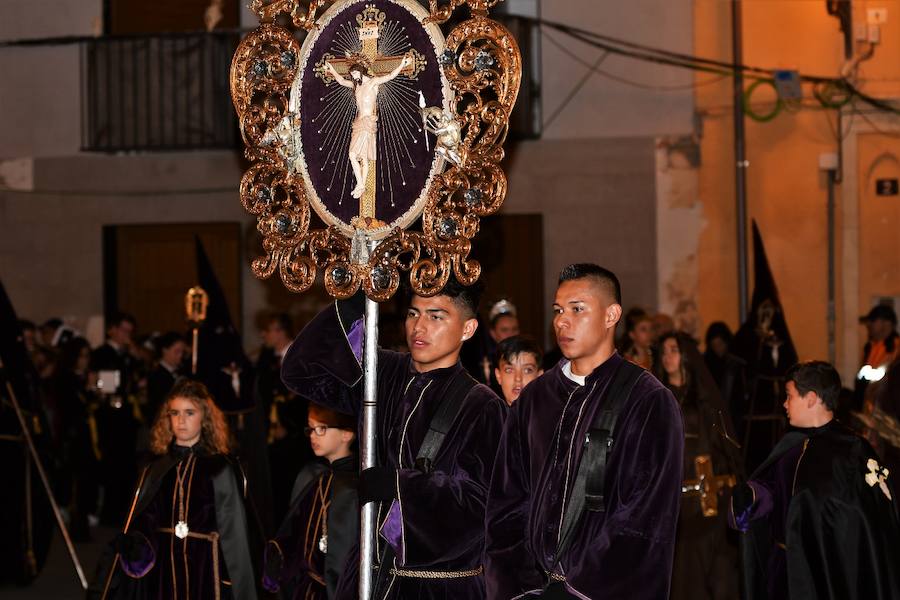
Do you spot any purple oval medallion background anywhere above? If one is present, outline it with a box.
[300,0,445,228]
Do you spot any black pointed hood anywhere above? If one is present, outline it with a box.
[732,221,798,371]
[0,278,40,409]
[193,237,254,412]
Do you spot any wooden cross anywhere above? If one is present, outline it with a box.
[318,4,422,227]
[681,454,736,517]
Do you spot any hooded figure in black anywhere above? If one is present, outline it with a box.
[732,222,798,471]
[95,379,258,600]
[194,237,273,535]
[655,332,744,600]
[0,278,54,584]
[729,361,900,600]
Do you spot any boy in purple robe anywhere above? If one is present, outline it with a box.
[485,263,684,599]
[280,277,506,600]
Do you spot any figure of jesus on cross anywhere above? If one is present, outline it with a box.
[317,4,424,229]
[325,53,411,201]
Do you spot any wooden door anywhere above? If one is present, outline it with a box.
[104,223,242,335]
[470,213,545,341]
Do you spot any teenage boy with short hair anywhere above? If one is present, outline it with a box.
[730,360,900,600]
[493,335,543,406]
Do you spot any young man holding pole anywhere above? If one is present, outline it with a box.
[281,277,505,600]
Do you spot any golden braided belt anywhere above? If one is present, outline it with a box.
[546,571,566,582]
[158,528,221,600]
[389,565,483,579]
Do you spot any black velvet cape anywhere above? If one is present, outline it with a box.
[732,421,900,600]
[484,353,685,599]
[92,445,258,600]
[281,300,507,600]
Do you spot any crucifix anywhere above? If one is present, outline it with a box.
[320,4,422,229]
[681,454,737,517]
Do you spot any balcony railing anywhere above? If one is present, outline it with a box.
[80,31,242,152]
[76,16,540,151]
[3,14,539,154]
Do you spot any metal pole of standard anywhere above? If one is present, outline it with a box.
[359,264,380,600]
[826,168,837,364]
[0,358,89,590]
[732,0,749,322]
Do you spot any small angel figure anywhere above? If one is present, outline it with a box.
[420,106,463,167]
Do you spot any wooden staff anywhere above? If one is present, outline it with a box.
[0,356,88,590]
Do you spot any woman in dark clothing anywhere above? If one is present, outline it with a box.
[655,332,744,600]
[621,307,654,370]
[98,379,257,600]
[263,402,358,600]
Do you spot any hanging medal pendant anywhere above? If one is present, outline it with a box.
[175,521,189,539]
[318,534,328,554]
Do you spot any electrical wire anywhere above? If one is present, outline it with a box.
[530,16,900,117]
[535,17,774,78]
[542,46,609,130]
[847,104,900,138]
[542,30,729,92]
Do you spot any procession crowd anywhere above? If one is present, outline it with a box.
[3,261,899,600]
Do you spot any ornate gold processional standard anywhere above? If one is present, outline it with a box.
[231,0,521,302]
[231,2,520,597]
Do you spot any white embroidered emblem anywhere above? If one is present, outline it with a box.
[865,458,892,501]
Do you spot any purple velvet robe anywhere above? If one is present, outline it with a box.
[281,302,506,599]
[485,353,684,599]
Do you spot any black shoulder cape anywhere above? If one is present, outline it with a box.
[87,449,257,600]
[741,422,900,600]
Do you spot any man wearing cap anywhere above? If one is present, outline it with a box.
[854,305,899,409]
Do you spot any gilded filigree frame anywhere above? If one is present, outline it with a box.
[231,0,521,301]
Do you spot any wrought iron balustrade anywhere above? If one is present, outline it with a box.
[3,15,537,153]
[80,31,242,152]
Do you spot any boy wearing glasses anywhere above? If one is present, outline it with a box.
[263,402,358,599]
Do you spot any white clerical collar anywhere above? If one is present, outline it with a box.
[562,360,586,386]
[160,360,178,375]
